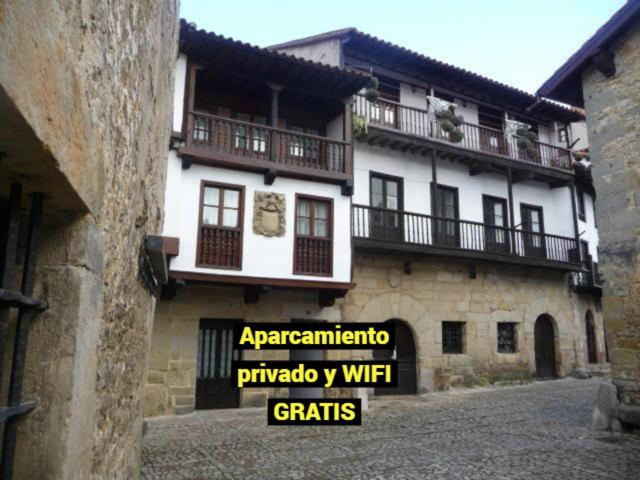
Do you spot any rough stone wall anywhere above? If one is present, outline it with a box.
[145,254,603,416]
[0,1,178,478]
[581,18,640,407]
[342,253,604,392]
[145,285,340,417]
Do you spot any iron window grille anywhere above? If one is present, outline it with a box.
[497,322,517,353]
[442,321,465,354]
[0,182,47,478]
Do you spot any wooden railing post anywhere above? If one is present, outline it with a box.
[343,97,353,175]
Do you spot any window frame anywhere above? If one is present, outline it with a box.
[293,194,333,277]
[442,321,465,354]
[497,322,517,354]
[196,180,245,270]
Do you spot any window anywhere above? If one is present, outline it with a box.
[294,196,332,276]
[198,182,243,269]
[520,204,545,257]
[497,323,517,353]
[483,195,508,252]
[442,322,465,354]
[193,108,211,141]
[577,189,586,222]
[370,173,403,241]
[558,127,568,146]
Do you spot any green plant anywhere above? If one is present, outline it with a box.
[364,88,379,103]
[449,129,464,143]
[515,127,539,159]
[366,76,379,90]
[436,109,465,143]
[352,113,368,136]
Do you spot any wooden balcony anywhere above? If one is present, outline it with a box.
[575,254,603,295]
[352,204,581,270]
[179,112,352,185]
[353,95,573,176]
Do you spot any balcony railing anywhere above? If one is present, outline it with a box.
[353,95,573,172]
[352,204,580,266]
[185,111,349,177]
[576,254,603,292]
[198,224,242,269]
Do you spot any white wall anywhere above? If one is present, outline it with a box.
[274,39,342,67]
[172,54,187,132]
[353,144,579,239]
[578,191,599,262]
[163,156,351,283]
[399,83,427,110]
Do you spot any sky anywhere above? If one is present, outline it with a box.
[180,0,625,94]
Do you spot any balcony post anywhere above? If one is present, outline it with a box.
[267,84,283,181]
[184,60,197,141]
[344,98,353,173]
[569,180,581,263]
[507,165,516,253]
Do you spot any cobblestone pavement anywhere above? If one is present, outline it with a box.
[142,378,640,479]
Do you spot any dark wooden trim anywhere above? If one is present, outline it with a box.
[293,193,334,277]
[519,203,545,233]
[352,238,579,271]
[361,123,574,181]
[431,148,438,218]
[184,61,197,137]
[163,236,180,256]
[178,146,351,185]
[195,180,245,270]
[369,171,404,210]
[170,270,353,290]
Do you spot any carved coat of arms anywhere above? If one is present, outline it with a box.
[253,191,285,237]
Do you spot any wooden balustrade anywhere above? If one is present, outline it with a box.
[354,95,573,172]
[187,111,348,175]
[198,225,242,269]
[294,237,332,275]
[352,204,579,266]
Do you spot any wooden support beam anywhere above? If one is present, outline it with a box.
[244,285,270,304]
[318,289,347,308]
[507,166,516,247]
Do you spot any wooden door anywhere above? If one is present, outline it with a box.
[483,196,509,254]
[432,185,460,247]
[534,315,557,378]
[195,319,240,410]
[586,313,598,364]
[370,173,403,242]
[520,205,545,258]
[375,320,417,396]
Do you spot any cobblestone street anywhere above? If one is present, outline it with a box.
[142,378,640,479]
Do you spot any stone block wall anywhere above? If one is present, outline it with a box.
[581,18,640,408]
[145,285,341,417]
[342,253,604,392]
[0,1,178,477]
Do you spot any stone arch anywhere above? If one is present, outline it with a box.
[374,319,417,395]
[534,314,558,378]
[523,297,571,376]
[354,292,435,393]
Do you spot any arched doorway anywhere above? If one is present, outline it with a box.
[585,310,598,364]
[534,314,557,378]
[374,319,417,395]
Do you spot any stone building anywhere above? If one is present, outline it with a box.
[0,2,178,478]
[144,21,606,418]
[538,0,640,429]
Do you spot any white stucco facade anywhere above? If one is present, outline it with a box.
[163,152,352,283]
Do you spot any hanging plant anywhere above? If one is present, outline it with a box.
[515,127,539,159]
[352,113,368,136]
[436,108,465,143]
[363,75,380,103]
